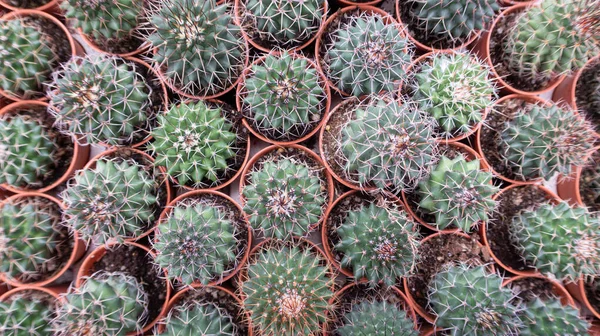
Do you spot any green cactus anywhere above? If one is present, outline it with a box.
[336,300,418,336]
[145,0,247,97]
[149,101,238,189]
[325,13,412,96]
[48,54,150,146]
[428,264,523,336]
[54,272,148,336]
[0,292,55,336]
[510,201,600,280]
[417,155,498,232]
[61,158,159,245]
[518,297,589,336]
[0,115,58,189]
[241,51,327,142]
[412,53,496,138]
[241,244,334,336]
[161,300,236,336]
[242,157,326,240]
[335,202,419,286]
[340,97,438,191]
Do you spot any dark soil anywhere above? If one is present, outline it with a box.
[4,0,50,9]
[579,150,600,212]
[506,277,555,304]
[584,278,600,313]
[86,34,144,56]
[575,59,600,133]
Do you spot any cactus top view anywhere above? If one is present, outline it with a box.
[336,300,418,336]
[0,291,56,336]
[518,297,589,336]
[160,300,236,336]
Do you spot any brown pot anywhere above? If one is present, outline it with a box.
[77,28,149,58]
[76,241,172,336]
[334,0,383,6]
[565,279,600,320]
[236,51,332,146]
[557,145,600,208]
[0,281,7,297]
[154,189,252,287]
[0,192,86,288]
[502,274,575,306]
[0,0,58,13]
[0,284,66,309]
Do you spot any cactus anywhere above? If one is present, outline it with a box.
[242,157,326,240]
[417,155,498,232]
[518,297,589,336]
[48,54,150,146]
[53,272,148,336]
[0,292,55,336]
[145,0,247,97]
[149,101,238,189]
[500,104,596,180]
[0,18,59,99]
[62,158,159,245]
[510,201,600,280]
[336,300,418,336]
[153,202,238,286]
[241,51,327,141]
[340,96,438,191]
[325,12,412,96]
[335,203,419,286]
[161,300,236,336]
[412,53,496,138]
[0,116,58,188]
[428,264,523,335]
[241,244,334,336]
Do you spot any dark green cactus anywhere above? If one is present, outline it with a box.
[160,300,236,336]
[518,297,589,336]
[0,291,55,336]
[336,300,418,336]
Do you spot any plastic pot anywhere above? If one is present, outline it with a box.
[565,279,600,320]
[557,145,600,208]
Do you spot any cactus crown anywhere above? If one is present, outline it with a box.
[0,291,55,336]
[62,158,159,245]
[325,12,412,96]
[241,51,327,142]
[48,54,151,146]
[418,155,498,232]
[336,300,418,336]
[510,201,600,281]
[518,297,590,336]
[161,300,236,336]
[335,202,419,286]
[144,0,247,97]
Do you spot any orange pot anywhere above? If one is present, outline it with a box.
[0,284,66,308]
[502,274,575,306]
[334,0,383,6]
[557,146,600,207]
[77,28,149,58]
[565,279,600,320]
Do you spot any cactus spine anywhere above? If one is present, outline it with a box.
[0,292,55,336]
[336,300,418,336]
[518,297,589,336]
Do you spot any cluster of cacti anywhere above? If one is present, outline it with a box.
[145,0,247,97]
[325,13,412,96]
[336,300,418,336]
[153,202,238,285]
[340,97,438,191]
[0,115,58,188]
[417,155,498,232]
[412,53,495,138]
[0,293,55,336]
[149,101,238,189]
[241,51,326,141]
[61,158,159,244]
[241,244,334,336]
[161,300,236,336]
[518,297,589,335]
[510,201,600,280]
[53,272,148,335]
[335,202,419,286]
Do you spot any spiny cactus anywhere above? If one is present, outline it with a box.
[48,54,150,146]
[340,96,438,191]
[417,155,498,232]
[325,12,412,96]
[145,0,247,97]
[518,297,590,336]
[510,201,600,280]
[335,203,419,286]
[0,18,59,99]
[62,158,159,245]
[0,292,55,336]
[161,300,236,336]
[242,157,326,240]
[0,115,58,188]
[241,244,334,336]
[412,53,495,138]
[241,51,327,141]
[149,101,238,189]
[54,272,148,336]
[428,264,523,336]
[336,300,418,336]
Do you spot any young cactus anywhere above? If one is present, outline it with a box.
[518,297,590,336]
[149,101,238,189]
[335,202,419,286]
[325,12,413,96]
[336,300,418,336]
[48,54,150,146]
[510,201,600,280]
[0,292,55,336]
[161,300,236,336]
[0,115,58,188]
[62,158,159,245]
[241,51,327,142]
[144,0,247,97]
[417,155,498,232]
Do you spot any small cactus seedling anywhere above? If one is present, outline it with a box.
[0,292,55,336]
[161,300,236,336]
[518,296,590,336]
[336,300,418,336]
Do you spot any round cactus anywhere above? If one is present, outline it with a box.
[161,300,236,336]
[336,300,418,336]
[0,292,55,336]
[518,297,590,336]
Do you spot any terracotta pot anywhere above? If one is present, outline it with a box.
[236,51,332,146]
[334,0,383,6]
[76,241,172,336]
[0,282,7,297]
[0,101,90,194]
[0,284,66,308]
[499,0,539,6]
[479,183,559,276]
[77,28,149,58]
[557,145,600,208]
[502,274,575,306]
[154,189,252,287]
[0,192,86,288]
[471,3,565,96]
[0,0,58,13]
[565,279,600,320]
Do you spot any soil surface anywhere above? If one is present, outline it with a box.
[575,60,600,133]
[86,33,144,56]
[4,0,49,8]
[584,278,600,314]
[579,150,600,212]
[506,277,555,303]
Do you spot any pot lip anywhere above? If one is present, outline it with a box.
[0,100,89,194]
[0,284,63,303]
[0,0,58,12]
[0,192,85,288]
[557,145,600,207]
[76,27,149,58]
[501,274,576,307]
[336,0,383,6]
[236,50,332,146]
[154,189,253,287]
[574,278,600,319]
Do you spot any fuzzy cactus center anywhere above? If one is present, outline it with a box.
[178,130,201,152]
[452,80,474,101]
[266,186,298,218]
[388,128,413,157]
[455,187,479,207]
[173,16,205,46]
[374,237,398,261]
[574,235,599,261]
[475,310,503,331]
[360,39,390,68]
[276,288,306,319]
[273,78,300,103]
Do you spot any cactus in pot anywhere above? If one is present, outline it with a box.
[518,296,589,336]
[336,300,418,336]
[160,300,236,336]
[0,292,55,336]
